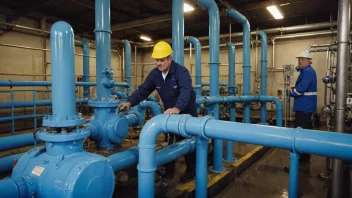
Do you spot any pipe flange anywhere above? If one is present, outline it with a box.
[178,115,192,138]
[199,116,214,139]
[292,127,302,154]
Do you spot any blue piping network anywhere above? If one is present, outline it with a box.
[196,0,224,173]
[172,0,184,65]
[0,98,88,109]
[81,39,90,98]
[138,114,352,198]
[0,81,129,87]
[258,31,268,124]
[186,36,202,96]
[124,40,131,95]
[0,114,45,122]
[226,9,251,124]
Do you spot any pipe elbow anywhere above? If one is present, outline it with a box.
[139,101,162,116]
[272,97,284,111]
[139,115,170,146]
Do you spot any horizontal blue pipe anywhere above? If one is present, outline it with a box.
[0,133,40,151]
[0,114,45,122]
[0,153,24,172]
[0,178,18,197]
[108,137,195,172]
[0,81,129,88]
[200,83,228,87]
[0,98,88,109]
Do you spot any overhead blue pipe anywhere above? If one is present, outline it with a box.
[81,39,90,98]
[108,137,195,172]
[0,153,24,172]
[258,31,268,124]
[200,83,228,87]
[0,114,45,122]
[186,36,202,96]
[196,0,224,173]
[138,114,352,198]
[0,133,40,151]
[124,40,131,95]
[0,81,129,87]
[0,98,88,109]
[0,178,19,197]
[172,0,184,65]
[226,9,251,123]
[225,42,236,162]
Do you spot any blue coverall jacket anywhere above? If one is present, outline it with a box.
[128,61,197,117]
[289,65,317,113]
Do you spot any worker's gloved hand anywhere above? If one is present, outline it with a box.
[118,102,131,112]
[164,107,180,115]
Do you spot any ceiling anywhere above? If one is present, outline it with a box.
[0,0,338,45]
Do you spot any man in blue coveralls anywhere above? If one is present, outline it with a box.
[120,41,197,182]
[285,50,317,170]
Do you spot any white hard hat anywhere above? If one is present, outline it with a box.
[296,51,312,59]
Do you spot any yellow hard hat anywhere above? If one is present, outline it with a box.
[151,41,173,59]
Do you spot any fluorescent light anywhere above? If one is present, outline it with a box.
[266,5,284,19]
[140,36,151,41]
[184,3,194,12]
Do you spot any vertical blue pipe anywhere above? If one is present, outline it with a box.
[258,31,268,124]
[10,91,14,134]
[33,91,37,132]
[195,136,209,198]
[289,152,300,197]
[172,0,184,65]
[81,39,90,98]
[225,43,236,162]
[196,0,223,173]
[95,0,112,99]
[50,21,76,119]
[186,36,202,96]
[124,40,131,95]
[226,9,251,123]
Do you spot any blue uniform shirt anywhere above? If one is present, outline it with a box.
[289,65,317,113]
[128,61,197,117]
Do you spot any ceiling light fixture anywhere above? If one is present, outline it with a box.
[140,36,151,41]
[266,5,284,19]
[184,3,195,12]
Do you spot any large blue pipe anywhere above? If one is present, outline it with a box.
[186,36,201,96]
[108,138,195,172]
[0,153,24,172]
[225,42,236,162]
[124,40,131,95]
[0,81,129,87]
[196,95,283,127]
[289,152,300,197]
[81,39,90,98]
[0,178,19,197]
[0,98,88,109]
[138,114,352,198]
[139,101,163,116]
[172,0,184,65]
[0,133,40,151]
[258,31,268,124]
[196,0,223,173]
[226,9,251,123]
[0,114,45,122]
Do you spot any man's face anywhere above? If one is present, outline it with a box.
[297,57,311,68]
[155,56,172,72]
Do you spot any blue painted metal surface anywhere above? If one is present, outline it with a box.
[139,100,162,116]
[0,153,24,172]
[0,133,40,151]
[124,40,131,95]
[81,39,90,98]
[0,98,88,109]
[0,178,19,197]
[200,83,228,87]
[289,152,299,198]
[226,9,251,123]
[258,31,268,124]
[0,114,46,122]
[43,21,84,127]
[10,91,14,134]
[187,36,202,96]
[195,136,209,197]
[196,0,224,173]
[225,42,236,162]
[0,81,129,87]
[138,114,352,198]
[196,95,283,127]
[172,0,184,65]
[146,95,157,102]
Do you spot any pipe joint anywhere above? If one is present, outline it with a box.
[199,116,213,139]
[13,176,37,197]
[178,115,192,138]
[93,29,112,34]
[291,127,303,154]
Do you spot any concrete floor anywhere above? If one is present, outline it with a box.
[215,149,329,198]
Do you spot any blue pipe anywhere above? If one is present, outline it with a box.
[0,153,24,172]
[0,178,19,197]
[186,36,202,96]
[258,31,268,124]
[108,138,195,172]
[0,98,88,109]
[0,114,46,122]
[124,40,131,95]
[226,9,251,123]
[0,133,40,151]
[195,136,209,197]
[225,42,236,162]
[289,152,299,198]
[10,91,14,134]
[172,0,184,65]
[200,83,228,87]
[138,114,352,198]
[0,81,129,87]
[196,95,283,127]
[81,39,90,98]
[146,95,157,102]
[139,101,163,116]
[196,0,223,173]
